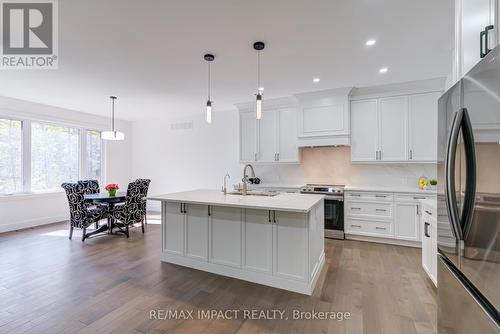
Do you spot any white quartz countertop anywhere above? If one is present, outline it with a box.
[149,189,324,213]
[345,186,437,195]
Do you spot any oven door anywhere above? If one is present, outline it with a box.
[324,196,344,239]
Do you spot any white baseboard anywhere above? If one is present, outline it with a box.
[345,234,421,248]
[0,214,68,234]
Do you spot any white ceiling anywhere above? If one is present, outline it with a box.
[0,0,454,121]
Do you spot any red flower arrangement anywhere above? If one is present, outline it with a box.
[105,183,119,196]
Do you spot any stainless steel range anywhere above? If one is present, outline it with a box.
[300,184,345,239]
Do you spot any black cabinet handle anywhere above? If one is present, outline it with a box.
[480,30,487,58]
[268,210,271,223]
[208,206,211,216]
[273,211,276,223]
[485,25,494,56]
[424,222,430,238]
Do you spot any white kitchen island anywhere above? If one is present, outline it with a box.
[149,189,325,295]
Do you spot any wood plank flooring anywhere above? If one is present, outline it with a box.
[0,215,437,334]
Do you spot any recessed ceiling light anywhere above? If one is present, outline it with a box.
[379,67,388,73]
[313,78,320,83]
[366,39,376,46]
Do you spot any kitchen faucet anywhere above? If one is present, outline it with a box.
[242,164,256,195]
[222,173,230,194]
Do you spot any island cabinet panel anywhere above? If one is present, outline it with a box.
[243,209,273,273]
[185,204,209,261]
[273,211,308,281]
[163,202,185,255]
[209,206,242,268]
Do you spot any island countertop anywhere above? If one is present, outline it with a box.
[149,189,324,213]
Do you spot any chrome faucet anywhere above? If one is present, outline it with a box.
[222,173,230,194]
[242,164,256,196]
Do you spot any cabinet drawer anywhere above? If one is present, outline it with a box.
[395,193,436,202]
[345,219,393,237]
[345,201,393,219]
[345,192,393,202]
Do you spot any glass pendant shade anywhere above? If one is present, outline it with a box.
[206,100,212,124]
[102,131,125,140]
[256,93,262,120]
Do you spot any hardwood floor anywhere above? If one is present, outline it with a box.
[0,216,437,334]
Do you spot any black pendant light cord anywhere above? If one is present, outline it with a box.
[110,96,116,132]
[208,60,211,101]
[257,50,260,92]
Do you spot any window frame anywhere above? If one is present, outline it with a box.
[0,113,106,196]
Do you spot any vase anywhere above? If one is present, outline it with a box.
[108,189,117,197]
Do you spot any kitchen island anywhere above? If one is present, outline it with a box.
[149,189,325,295]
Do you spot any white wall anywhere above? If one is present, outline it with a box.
[132,110,437,212]
[0,96,132,233]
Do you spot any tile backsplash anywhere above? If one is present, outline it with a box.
[255,146,437,189]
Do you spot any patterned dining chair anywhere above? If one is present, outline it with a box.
[61,182,108,242]
[136,178,151,225]
[111,180,148,238]
[78,179,102,228]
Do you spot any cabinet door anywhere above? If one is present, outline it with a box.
[421,213,431,275]
[461,0,494,76]
[409,93,440,161]
[277,108,299,162]
[273,211,308,281]
[395,202,420,241]
[210,206,242,267]
[185,204,209,261]
[430,218,438,285]
[379,97,408,161]
[243,209,273,273]
[164,202,185,255]
[240,112,257,163]
[351,100,378,161]
[257,110,277,162]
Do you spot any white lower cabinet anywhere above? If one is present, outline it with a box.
[210,206,242,267]
[274,211,308,281]
[243,209,273,273]
[185,204,209,260]
[161,201,325,295]
[394,202,421,241]
[421,203,437,286]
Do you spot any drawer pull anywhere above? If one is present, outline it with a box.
[351,207,361,210]
[375,227,387,230]
[351,224,361,228]
[375,209,387,212]
[425,210,433,215]
[413,196,426,200]
[375,195,387,198]
[350,194,361,197]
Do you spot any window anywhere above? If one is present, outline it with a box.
[86,130,102,182]
[0,118,22,194]
[31,122,80,191]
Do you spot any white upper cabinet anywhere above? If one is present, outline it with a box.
[379,97,408,161]
[239,111,257,162]
[409,93,441,162]
[237,98,299,164]
[351,90,440,163]
[351,100,378,161]
[257,110,277,163]
[277,108,299,162]
[454,0,498,81]
[295,87,353,147]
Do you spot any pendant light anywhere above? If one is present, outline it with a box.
[204,54,215,124]
[253,41,265,119]
[102,96,125,140]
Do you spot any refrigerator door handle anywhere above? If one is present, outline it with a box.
[459,108,477,240]
[445,109,463,240]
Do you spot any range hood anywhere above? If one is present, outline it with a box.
[294,87,353,147]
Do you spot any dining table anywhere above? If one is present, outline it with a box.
[84,192,126,237]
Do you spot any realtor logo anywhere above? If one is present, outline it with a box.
[1,0,58,69]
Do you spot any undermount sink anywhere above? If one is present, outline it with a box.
[228,190,279,197]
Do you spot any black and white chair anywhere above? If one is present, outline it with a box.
[61,182,108,242]
[135,178,151,225]
[78,179,102,228]
[111,180,148,238]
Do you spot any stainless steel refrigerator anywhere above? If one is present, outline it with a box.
[437,45,500,333]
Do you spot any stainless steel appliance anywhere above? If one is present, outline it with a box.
[300,184,344,239]
[438,45,500,333]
